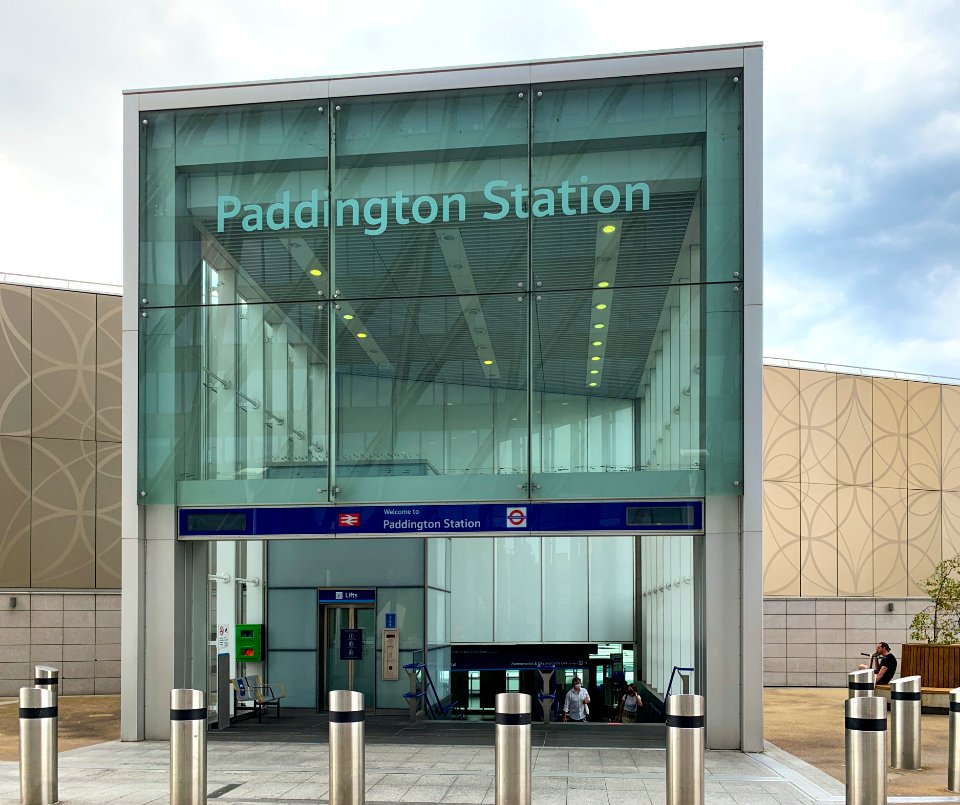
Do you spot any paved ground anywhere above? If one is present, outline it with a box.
[1,689,959,802]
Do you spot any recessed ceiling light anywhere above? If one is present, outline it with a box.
[590,369,599,375]
[602,224,616,234]
[588,381,598,387]
[591,356,601,361]
[343,314,354,320]
[594,323,604,329]
[592,340,603,346]
[595,303,607,310]
[309,268,322,276]
[597,281,609,288]
[483,360,493,365]
[357,332,368,339]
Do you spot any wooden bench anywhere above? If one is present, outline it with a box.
[900,644,960,689]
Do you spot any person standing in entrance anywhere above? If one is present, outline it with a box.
[618,683,643,723]
[858,641,898,685]
[563,677,590,722]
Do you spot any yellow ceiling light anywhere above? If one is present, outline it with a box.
[594,323,604,329]
[602,224,616,234]
[595,303,607,310]
[357,332,368,339]
[483,359,493,365]
[590,369,599,375]
[592,340,603,346]
[588,382,598,387]
[597,281,609,288]
[342,314,354,320]
[309,268,322,276]
[591,355,601,361]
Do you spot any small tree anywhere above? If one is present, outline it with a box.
[910,556,960,644]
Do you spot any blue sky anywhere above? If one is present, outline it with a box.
[1,0,957,376]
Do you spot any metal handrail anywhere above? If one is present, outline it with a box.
[765,356,960,386]
[202,367,231,389]
[235,390,260,410]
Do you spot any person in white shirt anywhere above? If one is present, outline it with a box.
[563,677,590,722]
[618,683,642,723]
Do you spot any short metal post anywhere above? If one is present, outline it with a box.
[19,685,57,805]
[495,692,531,805]
[890,675,921,770]
[170,689,207,805]
[34,666,58,708]
[666,693,705,805]
[848,668,875,698]
[948,687,960,792]
[329,690,365,805]
[845,695,887,805]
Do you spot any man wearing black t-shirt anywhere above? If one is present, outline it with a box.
[859,641,897,684]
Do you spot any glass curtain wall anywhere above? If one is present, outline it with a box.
[139,71,743,505]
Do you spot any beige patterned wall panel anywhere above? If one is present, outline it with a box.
[32,289,96,441]
[800,481,838,595]
[763,367,800,482]
[943,386,960,492]
[799,370,837,484]
[763,480,801,596]
[31,438,96,588]
[0,285,32,436]
[838,485,873,596]
[908,382,941,490]
[837,375,873,487]
[0,437,31,586]
[96,296,121,443]
[96,443,121,588]
[907,489,942,596]
[943,491,960,560]
[873,485,908,597]
[873,378,908,489]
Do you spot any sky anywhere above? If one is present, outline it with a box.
[1,0,958,377]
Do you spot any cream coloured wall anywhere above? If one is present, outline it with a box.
[763,365,960,598]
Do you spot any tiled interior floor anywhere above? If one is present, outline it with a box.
[0,737,853,804]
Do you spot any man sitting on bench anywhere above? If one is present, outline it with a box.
[858,642,897,685]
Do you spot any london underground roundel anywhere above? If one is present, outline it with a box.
[506,507,527,528]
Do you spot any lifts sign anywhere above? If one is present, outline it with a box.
[215,177,650,238]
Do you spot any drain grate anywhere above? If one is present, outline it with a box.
[208,782,243,798]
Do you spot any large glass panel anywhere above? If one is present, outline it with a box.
[494,537,541,642]
[334,294,527,501]
[331,87,528,299]
[141,301,328,505]
[542,537,588,641]
[450,538,493,642]
[268,538,423,587]
[268,650,317,708]
[588,536,634,641]
[140,101,329,308]
[266,588,317,649]
[531,287,704,499]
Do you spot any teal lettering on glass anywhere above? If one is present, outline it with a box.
[216,177,650,236]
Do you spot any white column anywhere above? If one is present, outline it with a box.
[241,303,266,478]
[289,343,309,461]
[210,269,237,480]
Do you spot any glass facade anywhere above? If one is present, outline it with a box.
[139,71,744,506]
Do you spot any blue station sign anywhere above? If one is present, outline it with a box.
[179,500,702,538]
[339,628,363,661]
[318,588,376,604]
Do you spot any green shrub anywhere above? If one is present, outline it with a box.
[909,556,960,644]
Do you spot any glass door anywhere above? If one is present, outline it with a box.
[321,605,375,709]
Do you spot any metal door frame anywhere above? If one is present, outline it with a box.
[318,602,375,711]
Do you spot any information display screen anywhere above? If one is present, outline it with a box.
[625,504,697,527]
[183,512,248,533]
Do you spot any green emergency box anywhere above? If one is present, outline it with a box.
[236,623,264,662]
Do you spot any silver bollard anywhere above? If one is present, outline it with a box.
[19,685,57,805]
[848,668,875,698]
[949,687,960,792]
[845,695,887,805]
[34,665,59,708]
[666,694,705,805]
[329,690,365,805]
[890,675,921,770]
[495,692,532,805]
[170,689,207,805]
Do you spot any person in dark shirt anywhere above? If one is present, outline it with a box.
[858,642,897,684]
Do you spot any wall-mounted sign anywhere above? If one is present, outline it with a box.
[340,628,363,661]
[318,589,376,604]
[180,500,703,538]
